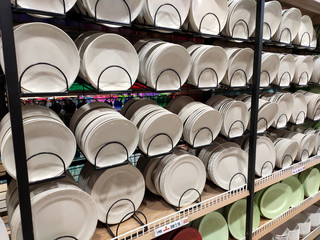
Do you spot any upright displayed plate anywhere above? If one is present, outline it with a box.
[260,183,293,219]
[299,168,320,197]
[282,176,304,207]
[189,0,228,35]
[82,33,139,91]
[198,211,229,240]
[85,163,145,224]
[273,54,295,87]
[290,92,307,124]
[0,23,80,93]
[227,199,260,239]
[262,1,282,40]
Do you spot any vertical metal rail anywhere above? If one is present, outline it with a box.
[246,0,265,239]
[0,1,35,239]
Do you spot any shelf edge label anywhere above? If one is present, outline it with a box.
[292,166,306,175]
[154,217,189,237]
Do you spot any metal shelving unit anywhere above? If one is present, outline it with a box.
[1,0,320,239]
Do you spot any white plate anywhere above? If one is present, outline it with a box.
[139,111,183,155]
[84,0,144,26]
[0,23,80,93]
[145,0,191,29]
[10,179,97,240]
[12,0,76,15]
[146,43,191,90]
[262,1,282,40]
[290,92,307,124]
[274,138,299,168]
[222,48,254,86]
[188,46,228,88]
[311,57,320,84]
[245,136,276,176]
[294,15,313,46]
[293,55,314,85]
[82,33,139,91]
[259,53,280,87]
[160,152,206,207]
[273,8,302,44]
[84,115,139,167]
[290,133,315,161]
[223,100,249,138]
[270,92,294,128]
[1,117,76,182]
[189,0,228,35]
[208,145,248,190]
[227,0,256,39]
[143,157,161,195]
[84,163,145,224]
[273,54,295,86]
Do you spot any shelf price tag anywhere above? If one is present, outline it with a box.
[292,166,306,175]
[154,217,189,237]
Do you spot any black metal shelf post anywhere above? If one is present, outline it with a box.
[0,1,34,239]
[246,0,265,240]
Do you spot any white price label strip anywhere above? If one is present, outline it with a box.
[292,166,306,175]
[154,217,189,237]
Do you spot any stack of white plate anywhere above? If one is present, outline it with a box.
[137,0,191,29]
[311,28,317,49]
[221,48,254,87]
[122,98,183,156]
[273,54,295,87]
[0,105,76,182]
[0,23,79,93]
[151,149,206,207]
[297,90,320,121]
[187,0,228,35]
[273,8,302,44]
[243,136,276,176]
[74,0,144,27]
[7,175,98,240]
[78,162,145,224]
[223,0,256,40]
[260,92,294,128]
[261,1,282,40]
[11,0,76,16]
[186,45,228,88]
[198,142,248,190]
[134,40,191,91]
[273,138,299,168]
[75,32,139,91]
[274,129,315,161]
[206,95,249,138]
[70,102,139,168]
[258,53,280,87]
[289,92,307,125]
[311,56,320,84]
[290,126,320,155]
[293,15,314,47]
[292,55,314,86]
[236,94,278,133]
[166,96,222,147]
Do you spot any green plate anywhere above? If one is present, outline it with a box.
[299,168,320,197]
[260,183,293,219]
[198,211,229,240]
[282,176,304,206]
[254,188,267,215]
[227,199,260,239]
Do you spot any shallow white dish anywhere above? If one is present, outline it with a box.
[82,33,139,91]
[0,23,80,93]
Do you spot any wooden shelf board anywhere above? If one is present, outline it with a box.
[278,0,320,16]
[253,192,320,240]
[255,155,320,192]
[93,181,248,240]
[303,225,320,240]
